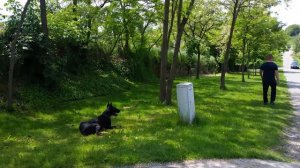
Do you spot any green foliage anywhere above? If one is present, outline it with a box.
[180,51,195,73]
[0,33,8,78]
[198,55,218,73]
[0,0,60,86]
[0,82,6,109]
[19,71,133,110]
[111,56,131,77]
[294,52,300,62]
[0,0,290,102]
[292,35,300,54]
[234,5,289,70]
[255,59,264,68]
[0,0,292,111]
[228,47,239,71]
[0,97,5,110]
[110,47,159,81]
[285,24,300,37]
[0,73,292,167]
[45,0,162,81]
[129,49,157,81]
[48,6,87,44]
[85,43,111,70]
[186,39,198,57]
[183,0,224,74]
[174,41,219,75]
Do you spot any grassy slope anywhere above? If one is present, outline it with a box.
[17,71,133,110]
[0,72,293,167]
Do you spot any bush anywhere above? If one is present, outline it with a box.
[111,56,130,77]
[199,55,218,74]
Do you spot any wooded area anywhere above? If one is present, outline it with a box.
[0,0,294,109]
[2,1,300,166]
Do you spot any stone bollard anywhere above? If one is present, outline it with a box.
[176,82,195,124]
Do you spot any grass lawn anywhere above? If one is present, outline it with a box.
[0,72,293,167]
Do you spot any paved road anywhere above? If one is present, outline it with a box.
[126,51,300,168]
[283,51,300,161]
[127,159,300,168]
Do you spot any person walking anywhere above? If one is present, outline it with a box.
[259,54,280,105]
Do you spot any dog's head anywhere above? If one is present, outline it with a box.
[106,102,120,116]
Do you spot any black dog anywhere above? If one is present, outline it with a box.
[79,102,121,136]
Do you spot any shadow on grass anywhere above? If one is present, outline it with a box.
[0,73,294,167]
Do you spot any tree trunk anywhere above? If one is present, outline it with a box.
[124,26,130,57]
[87,18,92,42]
[252,58,256,76]
[40,0,48,37]
[220,1,239,90]
[108,30,123,56]
[72,0,77,21]
[159,0,170,102]
[7,0,31,108]
[140,20,151,49]
[7,56,16,108]
[86,0,92,43]
[254,62,257,76]
[196,44,200,79]
[73,0,77,12]
[246,49,250,79]
[167,0,177,43]
[165,0,195,105]
[241,37,246,82]
[165,26,184,104]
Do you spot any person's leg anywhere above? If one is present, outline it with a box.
[270,82,277,104]
[263,82,269,104]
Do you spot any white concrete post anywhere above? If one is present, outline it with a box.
[176,82,195,124]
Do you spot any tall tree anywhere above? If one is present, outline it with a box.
[285,24,300,37]
[7,0,32,108]
[220,0,246,90]
[86,0,109,43]
[159,0,170,102]
[220,0,289,89]
[40,0,48,37]
[234,0,252,82]
[73,0,78,13]
[165,0,195,104]
[234,0,289,81]
[185,0,222,79]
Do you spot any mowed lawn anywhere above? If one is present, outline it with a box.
[0,72,293,167]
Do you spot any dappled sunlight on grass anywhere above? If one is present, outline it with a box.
[0,72,293,167]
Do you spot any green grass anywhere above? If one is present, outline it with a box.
[0,72,293,167]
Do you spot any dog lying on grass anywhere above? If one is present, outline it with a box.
[79,102,121,136]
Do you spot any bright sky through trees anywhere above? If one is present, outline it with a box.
[0,0,26,16]
[271,0,300,27]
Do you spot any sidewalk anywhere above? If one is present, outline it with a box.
[282,51,300,161]
[126,159,300,168]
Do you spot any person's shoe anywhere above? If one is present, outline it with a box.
[270,102,275,105]
[264,102,268,105]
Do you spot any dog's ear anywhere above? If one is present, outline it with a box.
[107,101,112,107]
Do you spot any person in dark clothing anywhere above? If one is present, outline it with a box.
[259,54,280,105]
